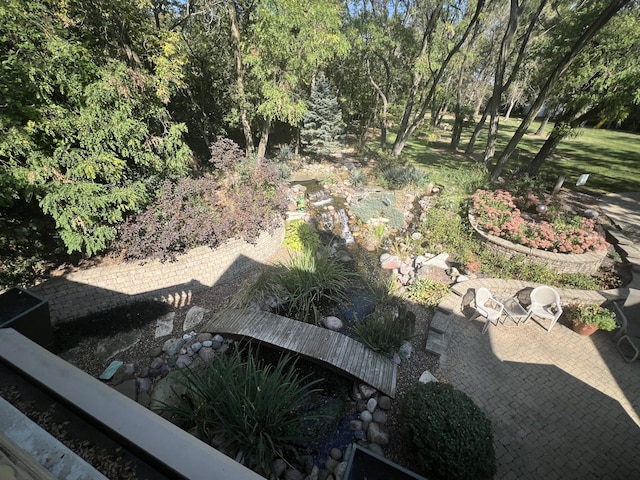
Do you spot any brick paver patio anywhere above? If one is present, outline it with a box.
[439,294,640,479]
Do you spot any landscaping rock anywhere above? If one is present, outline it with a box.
[366,398,377,413]
[377,396,392,410]
[359,384,377,399]
[197,332,212,343]
[360,410,372,423]
[419,370,438,383]
[323,316,344,331]
[176,354,193,369]
[372,410,388,424]
[154,312,175,338]
[380,254,402,270]
[330,448,342,461]
[162,338,185,356]
[424,252,450,269]
[198,347,215,362]
[367,422,390,446]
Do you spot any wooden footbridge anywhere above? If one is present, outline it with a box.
[202,309,397,397]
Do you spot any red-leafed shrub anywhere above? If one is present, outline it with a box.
[116,139,287,261]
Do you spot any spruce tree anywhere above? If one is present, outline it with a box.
[301,73,345,155]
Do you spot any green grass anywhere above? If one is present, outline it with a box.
[373,117,640,195]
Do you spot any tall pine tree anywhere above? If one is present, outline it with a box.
[300,73,345,155]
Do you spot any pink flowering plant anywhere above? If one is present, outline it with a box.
[472,189,609,254]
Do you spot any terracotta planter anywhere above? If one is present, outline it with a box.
[573,320,598,336]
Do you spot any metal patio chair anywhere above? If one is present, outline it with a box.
[614,288,640,362]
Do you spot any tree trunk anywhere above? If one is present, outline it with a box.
[490,0,632,181]
[392,0,486,156]
[483,0,527,165]
[465,105,489,154]
[504,99,516,120]
[256,117,271,160]
[535,109,552,135]
[227,0,254,155]
[368,68,389,149]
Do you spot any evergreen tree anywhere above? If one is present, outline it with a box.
[300,73,345,155]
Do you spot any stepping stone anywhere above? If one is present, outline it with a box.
[425,331,447,357]
[430,311,453,334]
[183,306,209,331]
[155,312,175,338]
[95,330,139,362]
[437,294,461,315]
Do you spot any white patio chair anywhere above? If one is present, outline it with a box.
[525,285,563,332]
[470,287,504,334]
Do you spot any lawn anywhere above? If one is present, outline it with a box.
[375,117,640,195]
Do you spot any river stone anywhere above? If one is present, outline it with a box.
[136,377,152,393]
[367,422,390,446]
[150,357,163,370]
[325,458,339,473]
[213,334,224,343]
[197,332,212,343]
[378,396,392,410]
[335,462,347,479]
[359,384,377,399]
[350,419,363,431]
[191,342,202,353]
[176,354,193,369]
[162,338,185,356]
[323,316,344,331]
[198,347,215,362]
[372,409,388,424]
[359,410,372,423]
[211,340,222,350]
[366,398,377,413]
[273,459,286,478]
[111,363,136,385]
[330,448,343,461]
[380,254,402,270]
[424,252,450,269]
[202,340,213,348]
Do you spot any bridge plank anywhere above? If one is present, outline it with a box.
[203,309,397,397]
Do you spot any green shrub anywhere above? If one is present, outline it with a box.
[349,168,368,187]
[283,220,321,253]
[401,382,496,480]
[405,279,450,307]
[155,348,322,476]
[352,312,411,355]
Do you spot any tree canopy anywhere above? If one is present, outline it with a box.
[1,0,638,279]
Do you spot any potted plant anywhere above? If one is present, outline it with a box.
[568,304,617,336]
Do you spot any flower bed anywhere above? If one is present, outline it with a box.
[469,189,608,275]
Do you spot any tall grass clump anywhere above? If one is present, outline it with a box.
[155,348,322,476]
[283,220,321,253]
[352,312,412,356]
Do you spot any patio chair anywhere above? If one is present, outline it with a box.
[525,285,563,332]
[470,288,504,334]
[614,288,640,362]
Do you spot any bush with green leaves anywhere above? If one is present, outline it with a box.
[352,312,411,355]
[252,249,355,324]
[283,220,321,253]
[402,382,496,480]
[155,348,322,476]
[405,279,450,307]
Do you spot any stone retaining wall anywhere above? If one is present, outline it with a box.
[468,214,606,275]
[29,225,285,325]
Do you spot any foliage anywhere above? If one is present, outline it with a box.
[404,279,450,307]
[0,1,192,256]
[472,189,609,253]
[378,165,427,190]
[283,220,321,253]
[352,312,411,356]
[117,142,287,261]
[301,72,345,154]
[349,168,368,187]
[155,348,323,476]
[351,193,405,230]
[401,382,496,480]
[566,304,618,331]
[257,249,355,324]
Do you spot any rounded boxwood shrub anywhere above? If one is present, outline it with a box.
[401,382,496,480]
